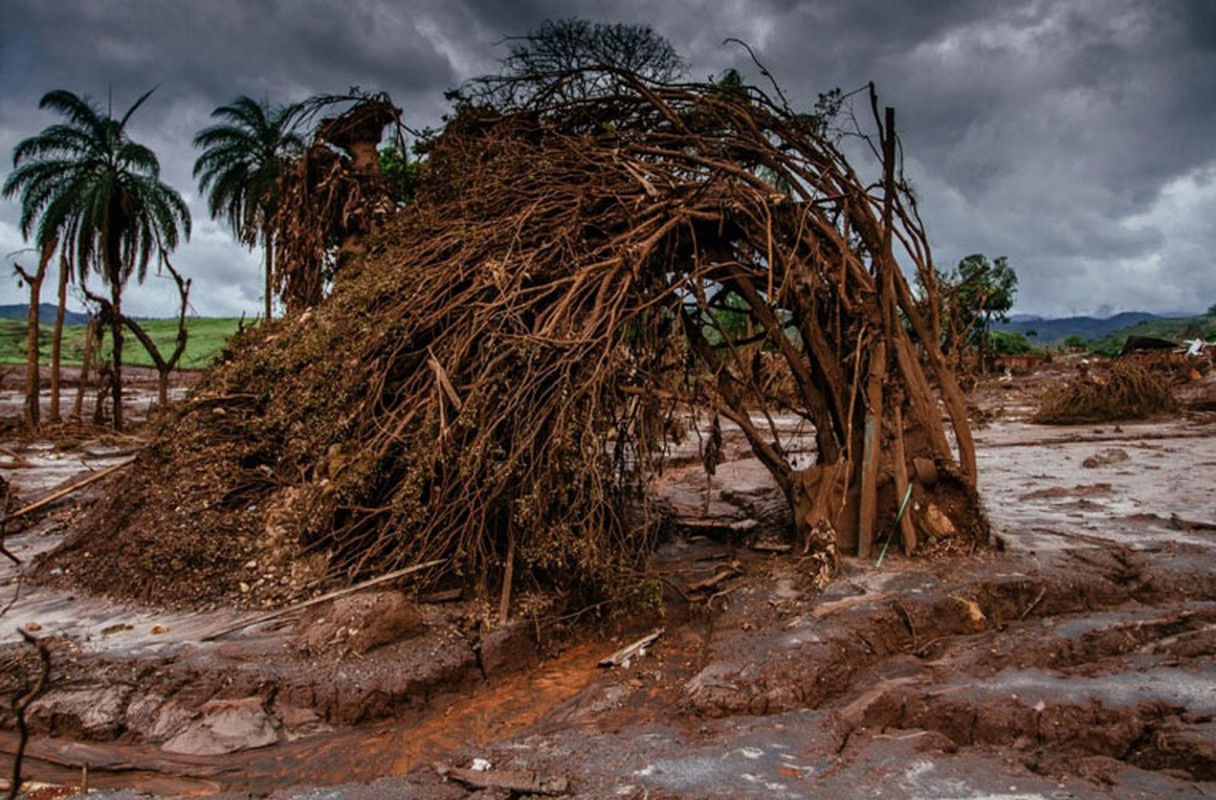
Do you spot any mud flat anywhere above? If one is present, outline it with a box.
[2,403,1216,798]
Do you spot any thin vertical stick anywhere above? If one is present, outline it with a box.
[499,530,516,626]
[892,403,917,555]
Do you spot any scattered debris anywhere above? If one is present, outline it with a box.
[100,624,133,636]
[685,561,744,595]
[750,540,792,554]
[9,459,133,521]
[435,762,570,796]
[1082,448,1131,468]
[1120,335,1177,355]
[1035,361,1177,424]
[7,631,51,800]
[598,629,664,668]
[811,591,895,620]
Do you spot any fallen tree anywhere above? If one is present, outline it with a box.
[42,70,986,610]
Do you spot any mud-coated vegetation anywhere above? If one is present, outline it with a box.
[41,69,986,614]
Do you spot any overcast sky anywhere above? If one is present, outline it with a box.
[2,0,1214,319]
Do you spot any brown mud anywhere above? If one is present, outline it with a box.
[2,370,1216,798]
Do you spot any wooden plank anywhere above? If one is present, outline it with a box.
[9,459,134,520]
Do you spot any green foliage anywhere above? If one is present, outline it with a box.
[3,89,191,290]
[989,330,1034,355]
[193,96,304,317]
[1063,334,1089,350]
[921,253,1018,359]
[192,96,303,247]
[705,290,753,343]
[378,145,419,206]
[955,253,1017,327]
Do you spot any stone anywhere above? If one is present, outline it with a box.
[162,696,278,755]
[296,590,425,656]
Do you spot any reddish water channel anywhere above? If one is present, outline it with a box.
[6,640,607,796]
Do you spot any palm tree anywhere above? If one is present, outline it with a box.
[193,96,303,319]
[2,88,191,430]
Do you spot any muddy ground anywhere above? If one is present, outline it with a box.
[2,360,1216,799]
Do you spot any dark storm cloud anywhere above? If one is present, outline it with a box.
[2,0,1214,317]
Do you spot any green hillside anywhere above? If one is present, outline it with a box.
[1090,310,1216,355]
[995,311,1159,345]
[0,317,244,369]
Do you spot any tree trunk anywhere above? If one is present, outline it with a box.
[49,252,69,423]
[14,242,54,431]
[264,236,274,320]
[72,316,97,422]
[22,278,43,431]
[118,258,190,409]
[109,284,124,431]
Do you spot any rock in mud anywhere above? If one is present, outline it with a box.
[162,696,278,755]
[1083,447,1131,468]
[296,589,425,656]
[29,685,130,739]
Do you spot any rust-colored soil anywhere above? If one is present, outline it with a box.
[2,368,1216,799]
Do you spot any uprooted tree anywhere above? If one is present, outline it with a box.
[44,69,986,612]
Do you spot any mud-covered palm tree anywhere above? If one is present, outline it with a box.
[193,96,303,319]
[3,88,191,430]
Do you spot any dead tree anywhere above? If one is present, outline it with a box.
[87,259,194,415]
[12,240,56,430]
[113,258,192,406]
[50,71,987,610]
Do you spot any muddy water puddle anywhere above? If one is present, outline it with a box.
[6,639,608,795]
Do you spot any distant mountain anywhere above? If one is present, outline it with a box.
[0,303,90,326]
[994,312,1160,345]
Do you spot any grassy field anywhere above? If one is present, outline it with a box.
[0,316,244,369]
